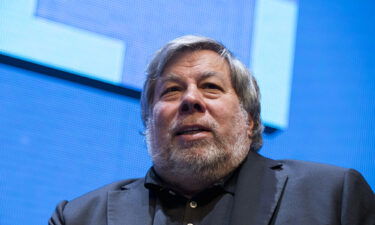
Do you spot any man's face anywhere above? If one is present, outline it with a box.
[147,50,252,180]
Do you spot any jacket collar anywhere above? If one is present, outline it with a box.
[107,179,156,225]
[230,151,288,225]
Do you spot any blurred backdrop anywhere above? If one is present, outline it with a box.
[0,0,374,225]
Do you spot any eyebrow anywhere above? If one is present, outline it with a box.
[159,73,184,84]
[198,71,225,83]
[160,71,226,84]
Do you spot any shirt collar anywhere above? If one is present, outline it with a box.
[144,167,166,191]
[144,166,238,195]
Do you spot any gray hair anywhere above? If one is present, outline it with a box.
[141,35,263,152]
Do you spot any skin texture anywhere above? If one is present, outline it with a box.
[146,50,252,196]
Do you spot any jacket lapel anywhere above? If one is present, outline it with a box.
[107,179,155,225]
[231,152,288,225]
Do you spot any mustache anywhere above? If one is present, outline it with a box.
[169,117,218,135]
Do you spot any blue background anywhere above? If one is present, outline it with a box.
[0,0,374,225]
[36,0,257,89]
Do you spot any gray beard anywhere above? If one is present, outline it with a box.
[146,107,251,185]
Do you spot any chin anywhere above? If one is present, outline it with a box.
[169,143,228,168]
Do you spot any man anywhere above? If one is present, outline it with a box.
[49,35,374,225]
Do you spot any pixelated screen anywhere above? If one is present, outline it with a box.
[1,0,374,225]
[1,0,298,129]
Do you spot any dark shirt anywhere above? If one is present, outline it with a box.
[144,168,238,225]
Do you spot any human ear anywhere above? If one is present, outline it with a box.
[247,115,254,138]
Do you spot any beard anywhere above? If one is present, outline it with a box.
[146,106,251,184]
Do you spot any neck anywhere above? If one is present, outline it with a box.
[153,165,230,198]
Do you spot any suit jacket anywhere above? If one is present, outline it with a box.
[49,152,375,225]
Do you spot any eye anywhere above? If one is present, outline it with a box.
[160,86,181,97]
[202,83,224,91]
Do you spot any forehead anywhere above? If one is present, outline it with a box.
[161,50,231,81]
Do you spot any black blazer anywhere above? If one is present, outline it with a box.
[49,152,375,225]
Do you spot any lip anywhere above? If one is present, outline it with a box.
[174,124,211,135]
[174,124,212,141]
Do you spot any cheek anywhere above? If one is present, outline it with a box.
[210,99,241,121]
[151,103,176,130]
[210,103,245,133]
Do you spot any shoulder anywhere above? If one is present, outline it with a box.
[69,178,145,208]
[273,159,375,224]
[49,178,144,225]
[276,159,371,191]
[279,159,349,178]
[69,178,143,203]
[251,153,352,182]
[244,152,369,190]
[252,153,374,200]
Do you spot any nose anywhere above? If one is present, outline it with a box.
[179,86,206,114]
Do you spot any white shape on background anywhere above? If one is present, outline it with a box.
[251,0,298,129]
[0,0,125,84]
[0,0,298,129]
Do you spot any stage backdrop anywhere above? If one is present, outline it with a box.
[0,0,374,225]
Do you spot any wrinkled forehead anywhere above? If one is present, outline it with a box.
[156,53,230,92]
[161,50,228,75]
